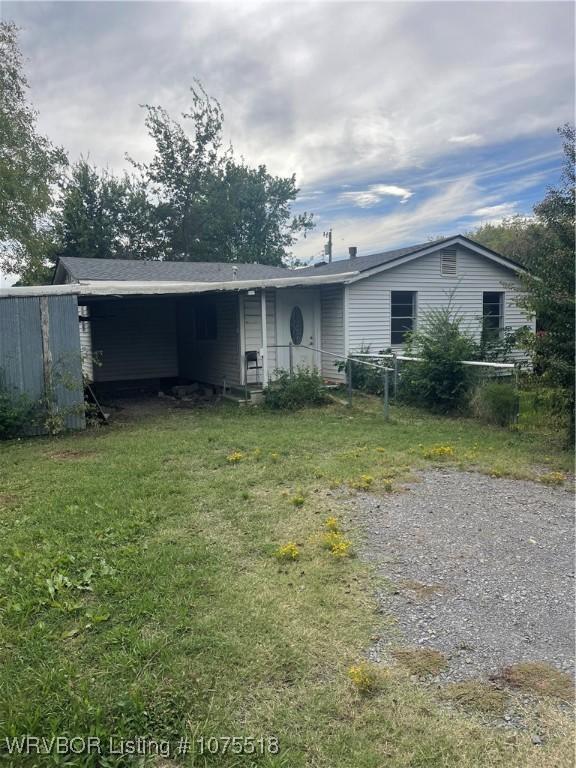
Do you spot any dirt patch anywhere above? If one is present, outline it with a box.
[391,647,447,676]
[0,493,19,509]
[438,680,509,715]
[399,579,446,599]
[49,450,97,461]
[493,662,574,701]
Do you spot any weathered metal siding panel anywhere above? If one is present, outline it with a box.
[47,295,85,431]
[347,246,534,359]
[0,295,85,433]
[319,285,346,383]
[0,297,44,400]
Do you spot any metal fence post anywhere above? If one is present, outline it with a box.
[383,368,390,420]
[513,363,520,425]
[347,357,353,408]
[393,353,398,399]
[289,342,294,376]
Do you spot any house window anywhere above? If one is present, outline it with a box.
[290,306,304,345]
[391,291,416,345]
[482,292,504,338]
[441,246,457,276]
[195,304,218,340]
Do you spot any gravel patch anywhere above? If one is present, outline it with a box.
[347,470,575,682]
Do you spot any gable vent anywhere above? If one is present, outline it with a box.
[441,247,457,276]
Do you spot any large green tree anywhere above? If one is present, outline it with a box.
[0,22,66,280]
[55,160,159,262]
[467,215,545,269]
[133,82,313,264]
[518,125,575,436]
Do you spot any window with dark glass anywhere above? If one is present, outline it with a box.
[195,304,217,340]
[391,291,416,345]
[482,292,504,338]
[290,306,304,345]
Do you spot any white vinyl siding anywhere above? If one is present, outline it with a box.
[78,305,93,381]
[347,246,534,358]
[178,294,241,386]
[91,298,178,382]
[319,285,345,382]
[242,290,277,384]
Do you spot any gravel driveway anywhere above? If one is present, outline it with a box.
[347,470,575,682]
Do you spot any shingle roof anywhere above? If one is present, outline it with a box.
[296,239,449,276]
[56,257,288,283]
[296,235,523,276]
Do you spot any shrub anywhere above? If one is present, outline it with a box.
[0,386,34,439]
[472,381,519,427]
[335,344,388,395]
[264,368,328,411]
[399,305,479,413]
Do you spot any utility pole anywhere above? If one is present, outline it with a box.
[323,229,333,263]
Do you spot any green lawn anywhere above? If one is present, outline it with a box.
[0,398,572,767]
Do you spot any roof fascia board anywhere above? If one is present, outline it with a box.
[2,272,357,299]
[71,271,359,295]
[344,237,526,284]
[1,284,80,298]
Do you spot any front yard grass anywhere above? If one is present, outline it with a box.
[0,398,572,766]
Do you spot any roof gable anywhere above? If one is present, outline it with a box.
[298,235,525,281]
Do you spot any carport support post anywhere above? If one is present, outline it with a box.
[260,289,269,386]
[383,367,390,421]
[39,296,54,410]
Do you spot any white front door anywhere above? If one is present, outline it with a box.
[276,289,320,372]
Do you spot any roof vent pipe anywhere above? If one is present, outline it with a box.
[349,246,358,259]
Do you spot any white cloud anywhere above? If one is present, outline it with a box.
[6,0,573,187]
[294,177,480,263]
[340,184,414,208]
[472,202,518,219]
[448,134,484,145]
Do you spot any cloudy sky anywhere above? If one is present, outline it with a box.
[3,0,575,272]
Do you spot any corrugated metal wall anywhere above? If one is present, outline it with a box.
[0,295,85,433]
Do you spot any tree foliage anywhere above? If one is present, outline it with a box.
[517,125,575,437]
[55,160,159,261]
[132,82,313,264]
[0,22,67,278]
[467,215,545,269]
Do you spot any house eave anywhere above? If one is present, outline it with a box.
[1,271,358,299]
